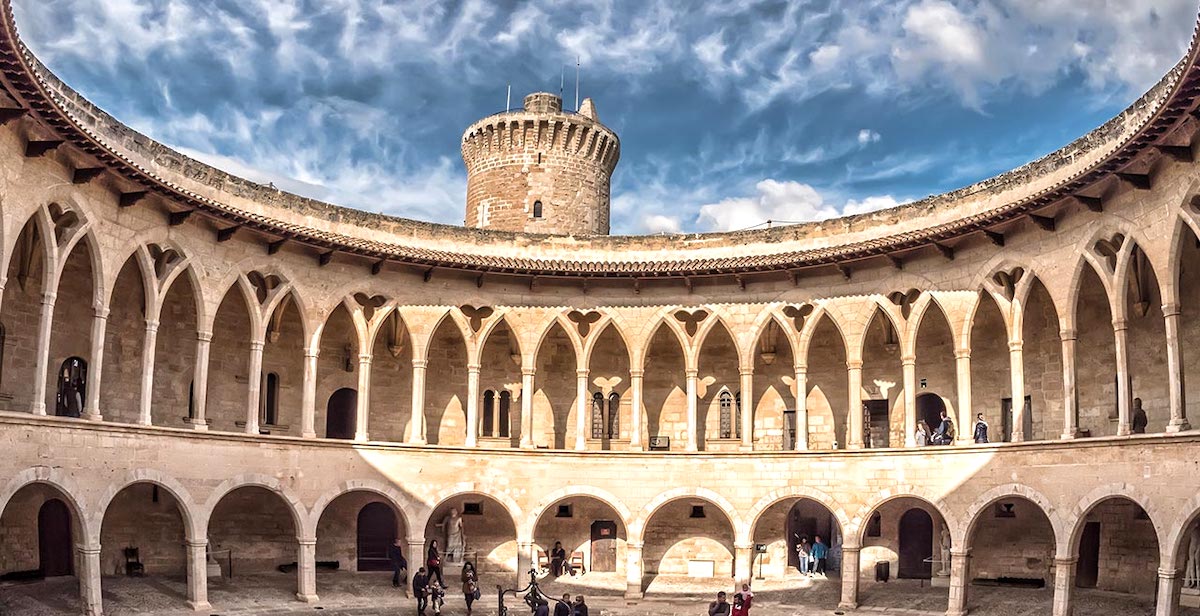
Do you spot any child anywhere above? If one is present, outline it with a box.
[428,581,445,615]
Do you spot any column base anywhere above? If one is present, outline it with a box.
[946,610,968,616]
[1009,431,1025,443]
[301,431,317,439]
[82,413,103,423]
[296,593,319,603]
[1167,419,1192,433]
[838,601,858,610]
[629,443,643,451]
[624,584,643,600]
[31,403,46,416]
[355,433,369,443]
[184,417,209,430]
[1059,430,1081,440]
[738,444,754,452]
[186,600,212,611]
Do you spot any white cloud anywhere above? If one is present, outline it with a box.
[695,179,903,232]
[641,214,682,234]
[857,129,881,145]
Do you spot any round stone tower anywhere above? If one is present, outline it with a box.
[461,91,620,235]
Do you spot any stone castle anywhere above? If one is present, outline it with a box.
[0,1,1199,615]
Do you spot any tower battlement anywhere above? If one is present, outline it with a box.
[461,92,620,236]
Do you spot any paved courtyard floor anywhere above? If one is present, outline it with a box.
[1,571,1192,616]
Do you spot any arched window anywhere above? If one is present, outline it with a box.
[498,391,511,438]
[607,392,620,438]
[719,391,733,439]
[55,357,87,418]
[735,391,742,439]
[482,390,496,437]
[263,372,280,425]
[532,200,543,218]
[591,392,605,439]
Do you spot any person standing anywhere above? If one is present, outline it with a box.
[811,535,828,575]
[428,582,445,615]
[933,411,954,445]
[1132,398,1149,434]
[731,592,751,616]
[388,539,407,588]
[553,593,572,616]
[915,420,930,446]
[795,536,811,576]
[573,595,589,616]
[708,591,731,615]
[412,567,429,615]
[973,413,989,443]
[461,561,479,615]
[550,541,571,576]
[427,540,446,588]
[533,597,550,616]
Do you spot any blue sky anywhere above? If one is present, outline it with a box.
[11,1,1196,235]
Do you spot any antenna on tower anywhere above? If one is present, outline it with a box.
[505,83,511,113]
[574,56,580,112]
[560,65,565,98]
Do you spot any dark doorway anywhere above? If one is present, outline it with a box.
[1076,521,1101,588]
[590,520,618,572]
[38,499,73,577]
[326,388,357,439]
[356,502,397,572]
[916,394,946,434]
[1001,396,1033,442]
[863,400,889,448]
[787,509,818,569]
[55,357,87,417]
[898,508,933,579]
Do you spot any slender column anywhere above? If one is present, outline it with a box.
[355,354,372,441]
[1156,567,1183,616]
[575,368,589,450]
[794,366,808,451]
[464,363,480,446]
[137,320,160,425]
[685,368,699,451]
[955,349,973,444]
[83,307,108,421]
[78,543,103,616]
[300,348,318,438]
[407,539,426,597]
[1060,330,1080,439]
[625,542,644,599]
[185,540,210,610]
[409,359,428,444]
[1051,557,1076,616]
[1009,339,1026,442]
[1163,304,1191,432]
[516,541,534,587]
[296,538,318,602]
[244,339,265,435]
[734,543,754,588]
[838,546,860,610]
[1113,319,1132,436]
[846,360,864,449]
[946,549,971,616]
[902,356,917,447]
[31,291,56,415]
[189,331,212,430]
[739,367,754,449]
[629,369,645,450]
[520,368,535,448]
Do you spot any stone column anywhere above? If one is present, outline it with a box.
[189,331,212,430]
[1051,557,1076,616]
[185,539,210,610]
[520,368,535,448]
[629,369,645,450]
[355,353,372,442]
[465,363,481,446]
[1164,304,1191,432]
[78,543,103,616]
[739,367,754,449]
[296,538,319,602]
[902,356,917,447]
[407,539,426,597]
[955,349,973,444]
[685,368,699,451]
[300,348,318,438]
[838,546,860,610]
[625,542,644,599]
[1060,330,1080,439]
[575,368,589,450]
[83,307,108,421]
[1113,319,1132,436]
[409,359,428,444]
[244,338,265,435]
[734,543,754,588]
[1156,567,1183,616]
[137,319,160,426]
[516,541,534,587]
[946,549,971,616]
[31,291,56,415]
[794,366,808,451]
[846,360,864,449]
[1009,339,1026,442]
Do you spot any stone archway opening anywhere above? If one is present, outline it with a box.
[640,497,735,596]
[1071,497,1159,607]
[532,495,628,595]
[751,496,843,600]
[424,493,517,583]
[98,482,190,607]
[311,490,409,600]
[206,486,300,606]
[965,496,1056,611]
[858,497,952,609]
[0,482,87,612]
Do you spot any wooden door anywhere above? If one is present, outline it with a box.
[590,521,618,572]
[38,499,73,577]
[1076,522,1101,588]
[898,508,933,579]
[325,388,357,439]
[357,502,397,572]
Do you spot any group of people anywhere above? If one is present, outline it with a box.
[532,593,589,616]
[914,410,994,445]
[793,535,829,576]
[388,538,481,615]
[707,584,754,616]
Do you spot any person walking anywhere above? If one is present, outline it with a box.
[811,535,829,575]
[427,540,446,588]
[553,593,572,616]
[388,539,407,588]
[915,420,930,446]
[428,582,445,615]
[795,536,811,576]
[412,567,430,615]
[973,413,989,443]
[461,561,479,615]
[933,411,954,445]
[573,595,589,616]
[1132,398,1149,434]
[708,591,731,615]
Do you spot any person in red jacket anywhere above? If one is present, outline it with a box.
[731,591,752,616]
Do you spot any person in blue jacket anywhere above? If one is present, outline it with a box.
[810,535,829,575]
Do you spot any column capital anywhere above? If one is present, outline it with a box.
[626,541,644,551]
[466,363,481,373]
[522,367,537,377]
[629,369,645,378]
[1059,329,1077,342]
[576,368,590,378]
[949,548,972,558]
[954,348,971,360]
[1111,318,1128,332]
[358,354,373,365]
[1162,302,1181,318]
[41,291,57,305]
[1008,340,1023,352]
[685,368,699,378]
[75,544,102,556]
[196,330,213,343]
[249,339,265,351]
[93,307,110,320]
[1053,557,1078,566]
[144,320,160,332]
[739,367,754,377]
[845,359,863,370]
[733,542,755,550]
[296,537,318,547]
[795,364,808,375]
[901,356,916,366]
[840,545,861,555]
[304,349,320,359]
[1158,567,1182,579]
[412,359,429,369]
[185,539,209,549]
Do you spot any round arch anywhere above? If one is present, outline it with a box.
[91,470,201,541]
[522,485,634,541]
[199,474,309,538]
[308,480,420,542]
[0,467,93,546]
[1061,483,1166,558]
[629,486,744,544]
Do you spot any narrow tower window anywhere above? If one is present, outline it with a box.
[532,200,543,218]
